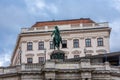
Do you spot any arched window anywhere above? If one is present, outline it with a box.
[27,42,33,51]
[73,39,79,48]
[38,41,44,50]
[97,38,103,46]
[85,39,91,47]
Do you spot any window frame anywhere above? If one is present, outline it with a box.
[85,39,91,47]
[73,39,79,48]
[27,42,33,51]
[62,40,67,48]
[97,38,104,46]
[50,41,54,49]
[38,41,44,50]
[38,57,44,63]
[27,58,33,63]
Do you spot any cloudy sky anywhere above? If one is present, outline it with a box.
[0,0,120,66]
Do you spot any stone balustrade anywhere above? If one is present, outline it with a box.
[21,22,108,33]
[0,66,20,74]
[21,63,42,71]
[0,61,120,75]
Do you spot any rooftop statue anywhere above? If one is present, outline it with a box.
[51,26,62,50]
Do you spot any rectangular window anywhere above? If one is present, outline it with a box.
[62,40,67,48]
[97,38,103,46]
[38,57,44,63]
[27,58,33,63]
[27,42,33,51]
[50,41,54,49]
[38,41,44,50]
[74,55,79,58]
[85,39,91,47]
[73,39,79,48]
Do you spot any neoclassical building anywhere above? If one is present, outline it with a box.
[0,18,120,80]
[11,18,111,66]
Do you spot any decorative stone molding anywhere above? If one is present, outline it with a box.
[67,38,72,40]
[96,49,106,54]
[80,37,84,39]
[86,50,94,53]
[72,50,81,54]
[21,41,27,43]
[104,36,109,38]
[33,40,38,43]
[37,53,45,56]
[92,36,96,39]
[25,53,34,57]
[45,39,50,42]
[64,51,69,55]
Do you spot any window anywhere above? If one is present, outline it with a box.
[50,41,54,49]
[85,39,91,47]
[38,57,44,63]
[73,39,79,48]
[27,58,33,63]
[97,38,103,46]
[27,42,33,51]
[62,40,67,48]
[74,55,79,58]
[38,41,44,50]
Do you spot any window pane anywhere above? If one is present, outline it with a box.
[38,41,44,50]
[27,42,33,51]
[62,40,67,48]
[38,57,44,63]
[97,38,103,46]
[50,41,54,49]
[85,39,91,47]
[27,58,33,63]
[73,39,79,48]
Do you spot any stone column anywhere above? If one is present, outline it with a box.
[80,59,92,80]
[44,61,56,80]
[105,61,110,70]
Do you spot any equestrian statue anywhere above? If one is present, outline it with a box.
[51,26,62,50]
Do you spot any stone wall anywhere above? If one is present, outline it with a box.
[0,59,120,80]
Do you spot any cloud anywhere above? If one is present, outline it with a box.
[0,49,12,66]
[25,0,58,17]
[110,19,120,52]
[111,0,120,12]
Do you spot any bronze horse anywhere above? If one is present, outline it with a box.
[51,26,62,50]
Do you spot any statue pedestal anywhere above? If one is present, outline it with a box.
[50,50,65,60]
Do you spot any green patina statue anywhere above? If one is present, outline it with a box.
[51,26,62,50]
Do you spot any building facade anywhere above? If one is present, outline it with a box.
[1,18,120,80]
[11,18,111,66]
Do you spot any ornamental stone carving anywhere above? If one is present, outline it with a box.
[96,49,106,54]
[72,50,81,54]
[25,53,34,57]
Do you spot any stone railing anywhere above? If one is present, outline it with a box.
[110,66,120,73]
[21,22,108,33]
[0,66,20,74]
[0,63,43,74]
[21,63,43,71]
